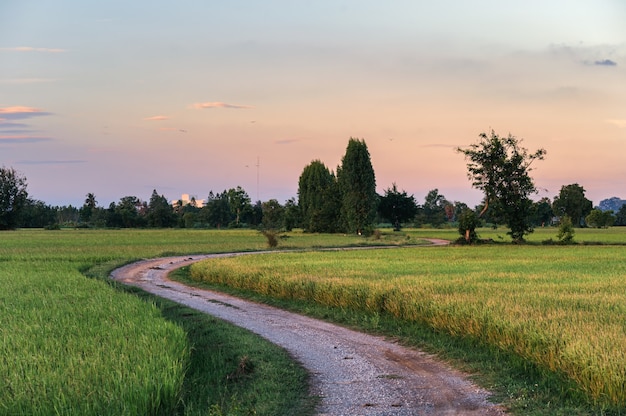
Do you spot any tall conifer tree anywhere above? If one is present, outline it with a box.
[337,138,377,235]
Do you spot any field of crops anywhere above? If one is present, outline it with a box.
[0,228,405,415]
[2,227,625,414]
[189,231,626,411]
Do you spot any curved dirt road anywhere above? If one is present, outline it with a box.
[111,244,506,415]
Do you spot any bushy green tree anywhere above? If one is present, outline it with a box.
[261,199,284,230]
[202,191,232,229]
[337,138,377,235]
[423,189,449,227]
[585,209,615,228]
[378,183,417,231]
[298,160,340,232]
[0,166,29,230]
[282,198,300,231]
[552,183,593,227]
[457,130,546,242]
[457,208,480,243]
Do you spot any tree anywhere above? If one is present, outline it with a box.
[0,166,29,230]
[337,138,378,235]
[378,183,418,231]
[552,184,593,227]
[458,208,480,243]
[457,130,546,242]
[79,193,98,224]
[422,189,448,227]
[261,199,284,230]
[20,199,57,228]
[225,186,252,226]
[202,191,231,229]
[616,205,626,226]
[585,209,615,228]
[282,198,300,231]
[297,160,340,233]
[146,189,176,227]
[532,197,554,227]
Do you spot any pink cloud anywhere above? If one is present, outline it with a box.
[0,106,45,114]
[0,47,66,53]
[143,115,169,121]
[0,106,51,120]
[191,102,254,110]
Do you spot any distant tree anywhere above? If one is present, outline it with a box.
[261,199,284,230]
[378,183,418,231]
[585,209,615,228]
[532,197,554,226]
[615,205,626,226]
[298,160,340,233]
[225,186,252,226]
[0,166,29,230]
[20,199,57,228]
[422,189,448,228]
[79,193,98,224]
[457,130,546,242]
[107,196,145,228]
[246,200,263,227]
[552,183,593,227]
[337,138,378,235]
[282,198,300,231]
[146,189,176,227]
[202,191,232,229]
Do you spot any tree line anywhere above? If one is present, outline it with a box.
[2,134,626,234]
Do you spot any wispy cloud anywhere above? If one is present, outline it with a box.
[0,106,51,120]
[594,59,617,66]
[191,102,254,110]
[17,159,86,165]
[0,135,53,144]
[143,115,169,121]
[606,119,626,128]
[0,46,66,53]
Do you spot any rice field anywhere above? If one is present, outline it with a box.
[189,238,626,410]
[0,228,408,415]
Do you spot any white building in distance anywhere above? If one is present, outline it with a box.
[171,193,205,207]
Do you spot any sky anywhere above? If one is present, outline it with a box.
[1,1,625,208]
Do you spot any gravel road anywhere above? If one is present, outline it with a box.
[110,246,506,415]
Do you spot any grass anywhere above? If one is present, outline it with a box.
[184,232,626,415]
[0,227,408,415]
[2,226,625,415]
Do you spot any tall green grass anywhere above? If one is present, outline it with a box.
[189,243,626,411]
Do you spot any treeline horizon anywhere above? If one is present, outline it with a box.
[4,135,626,231]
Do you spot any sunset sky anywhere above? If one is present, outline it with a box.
[1,1,625,208]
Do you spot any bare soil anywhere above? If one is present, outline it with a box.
[110,245,507,415]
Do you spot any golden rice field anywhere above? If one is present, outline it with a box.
[189,241,626,409]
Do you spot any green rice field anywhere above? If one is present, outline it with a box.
[0,228,404,415]
[189,229,626,412]
[1,227,625,414]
